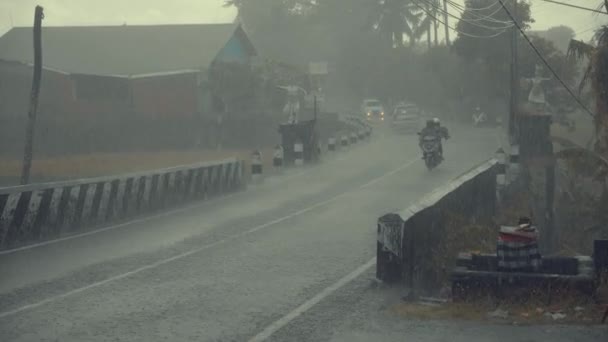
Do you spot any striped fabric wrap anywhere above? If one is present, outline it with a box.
[497,238,542,271]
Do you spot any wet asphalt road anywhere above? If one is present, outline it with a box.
[0,124,605,341]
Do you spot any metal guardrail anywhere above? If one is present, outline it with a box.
[0,158,244,251]
[0,115,373,252]
[376,158,499,289]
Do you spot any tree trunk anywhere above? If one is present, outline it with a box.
[426,4,432,49]
[433,14,439,46]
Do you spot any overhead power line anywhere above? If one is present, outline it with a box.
[497,0,596,118]
[456,0,502,12]
[420,0,512,31]
[446,0,514,26]
[538,0,608,15]
[411,0,508,38]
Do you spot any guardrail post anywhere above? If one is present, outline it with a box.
[251,150,263,183]
[294,140,304,166]
[327,137,336,151]
[183,170,195,201]
[135,176,147,213]
[105,181,119,221]
[193,168,204,198]
[71,184,89,231]
[34,188,54,238]
[5,191,31,246]
[273,145,284,170]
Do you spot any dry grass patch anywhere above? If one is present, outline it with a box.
[0,148,274,181]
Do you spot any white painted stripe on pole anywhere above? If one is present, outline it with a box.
[294,142,304,166]
[46,188,64,229]
[64,186,81,228]
[80,185,97,223]
[20,190,44,233]
[113,181,127,219]
[247,258,376,342]
[97,182,112,223]
[510,144,520,155]
[132,177,143,206]
[202,168,210,193]
[497,174,506,186]
[143,176,153,204]
[187,172,197,197]
[0,159,417,317]
[1,193,21,226]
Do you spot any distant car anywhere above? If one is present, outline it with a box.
[361,99,385,122]
[390,103,422,133]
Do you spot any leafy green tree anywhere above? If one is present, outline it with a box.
[452,0,533,105]
[371,0,432,47]
[543,25,575,53]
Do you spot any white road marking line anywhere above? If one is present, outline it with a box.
[248,258,376,342]
[0,142,370,256]
[0,193,237,256]
[0,158,417,319]
[359,159,417,189]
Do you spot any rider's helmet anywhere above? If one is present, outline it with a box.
[432,118,440,127]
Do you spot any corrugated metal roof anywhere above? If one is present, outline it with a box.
[0,23,255,76]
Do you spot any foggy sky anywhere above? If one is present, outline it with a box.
[0,0,605,40]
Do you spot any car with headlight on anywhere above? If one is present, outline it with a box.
[361,99,385,122]
[390,103,422,134]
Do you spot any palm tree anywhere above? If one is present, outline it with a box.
[374,0,432,48]
[425,0,441,48]
[561,4,608,240]
[568,25,608,157]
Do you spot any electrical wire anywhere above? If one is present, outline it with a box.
[411,0,509,38]
[497,0,596,118]
[449,0,503,12]
[538,0,608,15]
[576,24,601,36]
[419,0,512,31]
[446,0,514,26]
[425,0,513,30]
[446,0,513,27]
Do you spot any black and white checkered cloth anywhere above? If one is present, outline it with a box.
[497,240,542,271]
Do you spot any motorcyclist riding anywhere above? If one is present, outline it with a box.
[418,118,450,158]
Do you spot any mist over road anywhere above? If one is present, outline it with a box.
[3,125,598,342]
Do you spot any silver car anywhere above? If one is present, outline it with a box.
[390,104,421,133]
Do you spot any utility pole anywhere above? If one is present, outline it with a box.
[509,0,519,144]
[427,2,432,49]
[433,4,439,46]
[20,6,44,185]
[443,0,450,45]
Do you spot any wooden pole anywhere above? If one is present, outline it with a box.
[20,6,44,185]
[433,2,439,46]
[443,0,450,45]
[509,0,519,144]
[426,2,432,49]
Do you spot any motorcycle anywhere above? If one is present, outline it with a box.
[420,135,442,170]
[472,110,487,127]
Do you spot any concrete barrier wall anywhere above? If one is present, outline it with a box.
[376,159,498,291]
[0,158,244,251]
